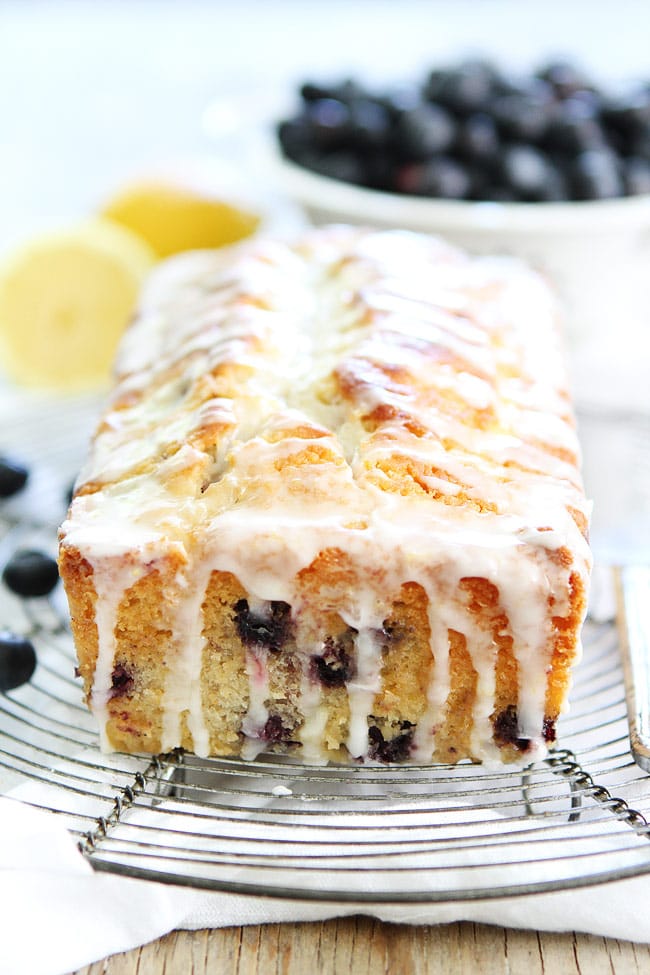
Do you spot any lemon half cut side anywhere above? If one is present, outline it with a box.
[0,218,155,391]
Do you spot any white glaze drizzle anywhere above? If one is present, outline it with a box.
[240,647,270,761]
[345,602,385,760]
[89,560,149,750]
[410,599,452,762]
[60,227,592,763]
[161,562,213,757]
[297,666,328,765]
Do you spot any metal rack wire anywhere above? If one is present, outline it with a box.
[1,400,650,902]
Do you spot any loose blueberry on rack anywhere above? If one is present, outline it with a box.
[0,455,29,498]
[0,630,37,691]
[2,549,60,597]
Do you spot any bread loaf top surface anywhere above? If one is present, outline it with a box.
[65,223,587,538]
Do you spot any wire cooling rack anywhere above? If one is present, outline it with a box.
[1,396,650,902]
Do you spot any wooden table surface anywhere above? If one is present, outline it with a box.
[74,921,650,974]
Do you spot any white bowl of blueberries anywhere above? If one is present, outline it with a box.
[272,58,650,386]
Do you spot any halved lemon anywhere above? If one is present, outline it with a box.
[0,218,155,390]
[100,178,260,259]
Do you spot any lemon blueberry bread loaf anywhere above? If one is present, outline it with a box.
[58,226,591,764]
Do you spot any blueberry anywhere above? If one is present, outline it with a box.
[2,549,60,597]
[378,86,421,121]
[308,151,367,185]
[234,599,292,651]
[364,153,399,192]
[456,112,500,162]
[395,157,471,199]
[300,81,338,103]
[424,59,498,114]
[467,166,495,201]
[492,72,530,99]
[543,717,557,744]
[393,103,455,160]
[571,147,624,199]
[305,98,351,150]
[603,89,650,136]
[632,127,650,161]
[277,117,313,161]
[480,184,519,203]
[347,98,391,150]
[0,631,37,691]
[500,144,556,200]
[545,96,605,153]
[368,721,414,763]
[300,79,365,105]
[422,68,447,103]
[538,166,570,202]
[381,621,406,644]
[310,636,355,687]
[0,456,29,498]
[493,705,530,751]
[261,714,294,744]
[566,87,604,115]
[536,60,593,99]
[492,90,553,143]
[333,79,369,105]
[625,156,650,195]
[110,662,134,698]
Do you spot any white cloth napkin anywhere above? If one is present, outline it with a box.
[4,788,650,975]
